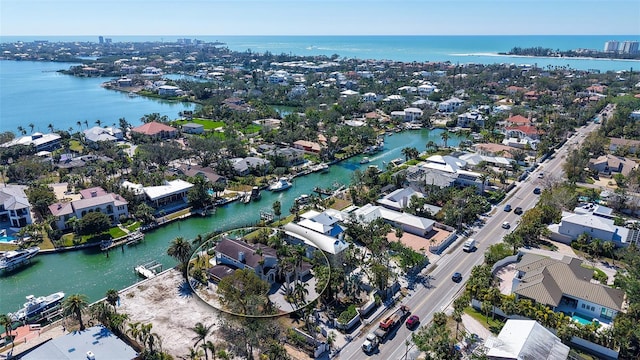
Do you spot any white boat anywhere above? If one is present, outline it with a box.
[268,177,293,192]
[318,163,329,173]
[295,194,311,205]
[9,291,65,321]
[360,157,370,164]
[0,246,40,270]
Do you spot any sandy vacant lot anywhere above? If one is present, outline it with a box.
[117,269,223,358]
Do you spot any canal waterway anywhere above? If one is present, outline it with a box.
[0,128,462,315]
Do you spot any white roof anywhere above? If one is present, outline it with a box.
[143,179,193,201]
[422,155,466,173]
[352,204,434,230]
[485,320,569,360]
[283,222,349,255]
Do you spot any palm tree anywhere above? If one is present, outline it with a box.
[0,314,15,351]
[48,123,55,133]
[190,322,214,360]
[202,340,217,360]
[76,121,82,131]
[95,119,102,127]
[83,120,89,129]
[17,126,26,135]
[440,131,450,148]
[90,302,112,328]
[28,123,35,133]
[63,293,89,330]
[167,236,193,274]
[105,289,120,312]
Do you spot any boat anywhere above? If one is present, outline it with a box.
[268,177,292,192]
[360,157,370,164]
[250,186,262,201]
[9,291,65,321]
[295,194,311,205]
[241,192,251,204]
[318,163,329,173]
[0,246,40,271]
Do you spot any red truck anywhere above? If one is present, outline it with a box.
[373,305,411,342]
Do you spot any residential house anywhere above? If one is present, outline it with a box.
[181,123,204,134]
[437,97,464,113]
[131,121,177,140]
[484,319,569,360]
[504,125,541,140]
[405,166,457,191]
[588,154,638,176]
[362,92,378,102]
[376,187,424,212]
[293,140,322,154]
[0,185,33,228]
[473,143,517,157]
[55,154,113,171]
[457,111,485,128]
[253,118,282,130]
[83,126,123,146]
[289,85,308,98]
[283,209,350,266]
[21,325,138,360]
[548,208,639,247]
[49,187,129,231]
[417,83,437,96]
[209,237,279,284]
[512,253,625,324]
[352,204,435,237]
[175,164,226,184]
[609,137,640,154]
[266,147,305,167]
[1,132,61,152]
[505,114,531,126]
[231,157,271,176]
[141,179,193,208]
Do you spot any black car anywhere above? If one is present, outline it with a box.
[452,272,462,282]
[533,187,541,194]
[514,207,523,215]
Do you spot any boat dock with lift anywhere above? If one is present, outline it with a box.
[100,231,145,251]
[134,260,163,279]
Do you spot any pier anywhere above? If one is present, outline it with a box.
[134,261,163,279]
[100,231,145,251]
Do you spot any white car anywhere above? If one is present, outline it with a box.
[502,221,510,229]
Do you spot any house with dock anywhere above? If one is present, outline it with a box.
[0,184,33,228]
[208,237,279,284]
[49,187,129,231]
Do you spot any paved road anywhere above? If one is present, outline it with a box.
[336,116,602,360]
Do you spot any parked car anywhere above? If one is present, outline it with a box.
[538,172,544,179]
[533,187,541,194]
[406,315,420,329]
[502,221,510,229]
[504,204,512,212]
[452,272,463,282]
[514,207,523,215]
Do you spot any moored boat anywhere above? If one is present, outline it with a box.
[359,157,370,164]
[268,177,293,192]
[0,246,40,271]
[9,291,65,321]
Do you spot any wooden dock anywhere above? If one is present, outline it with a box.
[134,260,163,279]
[100,231,145,251]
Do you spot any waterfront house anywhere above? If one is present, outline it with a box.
[141,179,193,208]
[484,319,569,360]
[175,164,226,184]
[376,187,424,212]
[352,204,435,237]
[157,85,182,97]
[231,157,271,176]
[293,140,322,154]
[83,126,123,146]
[1,132,61,152]
[511,253,625,325]
[0,185,33,228]
[131,121,177,140]
[437,97,464,113]
[49,187,129,231]
[209,237,279,284]
[181,122,204,134]
[457,110,485,128]
[282,209,350,266]
[265,147,305,167]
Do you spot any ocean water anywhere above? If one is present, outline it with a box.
[1,35,639,134]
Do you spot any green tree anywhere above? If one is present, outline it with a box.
[77,212,112,235]
[26,184,57,219]
[167,236,193,274]
[217,268,271,315]
[63,293,89,331]
[272,200,281,219]
[190,322,214,360]
[105,289,120,312]
[188,175,212,210]
[0,314,15,351]
[412,311,460,360]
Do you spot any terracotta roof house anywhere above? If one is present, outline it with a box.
[131,121,177,139]
[504,125,542,140]
[293,140,322,154]
[512,253,626,324]
[505,114,531,126]
[49,187,128,231]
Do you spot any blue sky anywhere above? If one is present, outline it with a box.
[1,0,639,36]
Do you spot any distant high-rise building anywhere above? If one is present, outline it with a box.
[604,40,619,53]
[105,38,112,44]
[98,36,104,44]
[621,41,639,55]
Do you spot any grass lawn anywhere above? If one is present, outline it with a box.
[108,227,127,239]
[464,307,504,334]
[165,208,192,221]
[173,118,225,130]
[69,140,84,152]
[126,222,141,232]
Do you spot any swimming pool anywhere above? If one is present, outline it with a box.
[0,235,17,243]
[572,312,595,325]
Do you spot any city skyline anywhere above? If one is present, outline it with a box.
[1,0,639,37]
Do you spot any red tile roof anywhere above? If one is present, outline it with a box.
[506,115,530,125]
[132,121,177,136]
